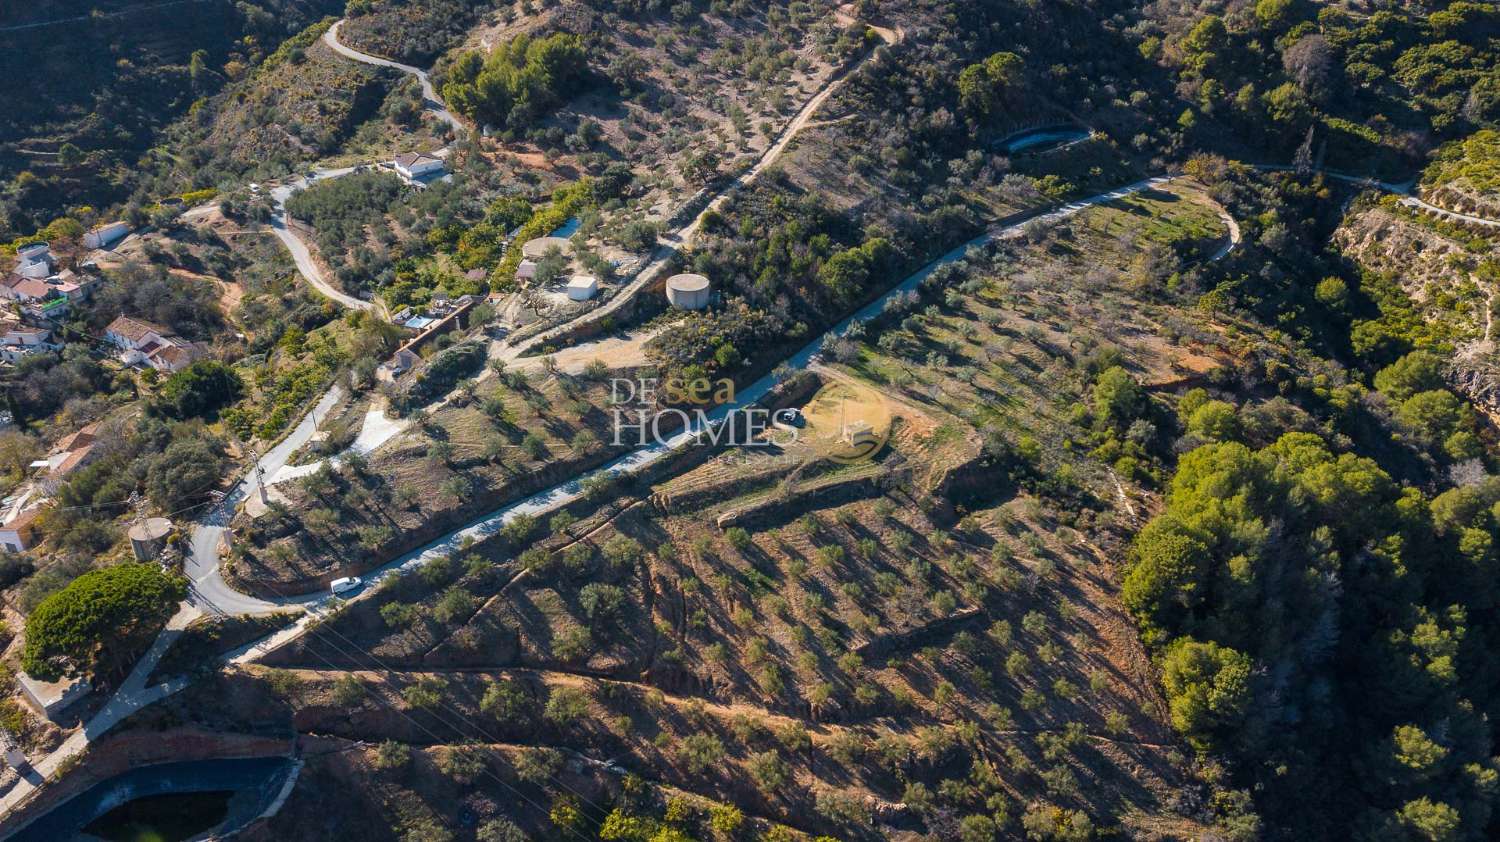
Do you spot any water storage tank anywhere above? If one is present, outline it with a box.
[520,236,572,259]
[128,518,173,561]
[666,273,710,309]
[16,242,49,262]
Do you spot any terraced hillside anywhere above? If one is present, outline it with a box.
[122,183,1252,840]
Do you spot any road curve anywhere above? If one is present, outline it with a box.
[268,173,374,312]
[185,384,348,615]
[323,20,464,133]
[232,175,1181,611]
[1209,205,1242,262]
[1256,164,1500,229]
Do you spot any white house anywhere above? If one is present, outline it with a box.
[104,315,205,373]
[377,347,421,383]
[12,243,51,280]
[83,221,130,250]
[394,152,445,182]
[566,274,598,301]
[0,317,59,364]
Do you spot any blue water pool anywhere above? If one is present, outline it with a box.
[548,216,580,238]
[1000,126,1090,154]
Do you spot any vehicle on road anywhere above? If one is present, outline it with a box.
[330,576,362,595]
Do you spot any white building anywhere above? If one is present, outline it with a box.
[377,348,421,383]
[13,243,52,280]
[394,152,445,182]
[0,507,41,553]
[104,315,205,373]
[83,221,130,249]
[0,317,60,364]
[17,671,90,721]
[566,275,598,301]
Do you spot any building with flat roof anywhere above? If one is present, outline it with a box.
[17,671,90,721]
[566,275,598,301]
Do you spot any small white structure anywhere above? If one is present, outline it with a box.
[566,275,598,301]
[841,419,876,447]
[13,243,52,280]
[83,221,130,250]
[17,671,90,721]
[666,273,711,309]
[394,152,445,182]
[0,317,59,364]
[520,236,572,259]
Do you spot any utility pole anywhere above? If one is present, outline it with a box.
[252,449,267,504]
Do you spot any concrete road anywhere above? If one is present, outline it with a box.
[268,171,373,312]
[498,23,903,362]
[184,385,346,616]
[323,20,464,134]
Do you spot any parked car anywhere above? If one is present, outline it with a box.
[330,576,362,595]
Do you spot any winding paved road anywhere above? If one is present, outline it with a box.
[264,16,472,316]
[322,20,464,133]
[268,171,373,312]
[0,16,1244,821]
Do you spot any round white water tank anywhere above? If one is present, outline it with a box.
[666,273,710,309]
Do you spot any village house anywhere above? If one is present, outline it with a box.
[0,506,41,553]
[394,152,445,183]
[0,269,96,321]
[376,348,420,383]
[12,242,51,280]
[104,315,206,373]
[39,422,101,486]
[0,315,60,364]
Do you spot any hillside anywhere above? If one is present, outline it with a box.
[0,0,345,238]
[12,1,1500,841]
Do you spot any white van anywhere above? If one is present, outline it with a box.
[330,576,362,595]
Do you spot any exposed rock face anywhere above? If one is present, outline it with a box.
[1332,205,1481,312]
[1450,357,1500,422]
